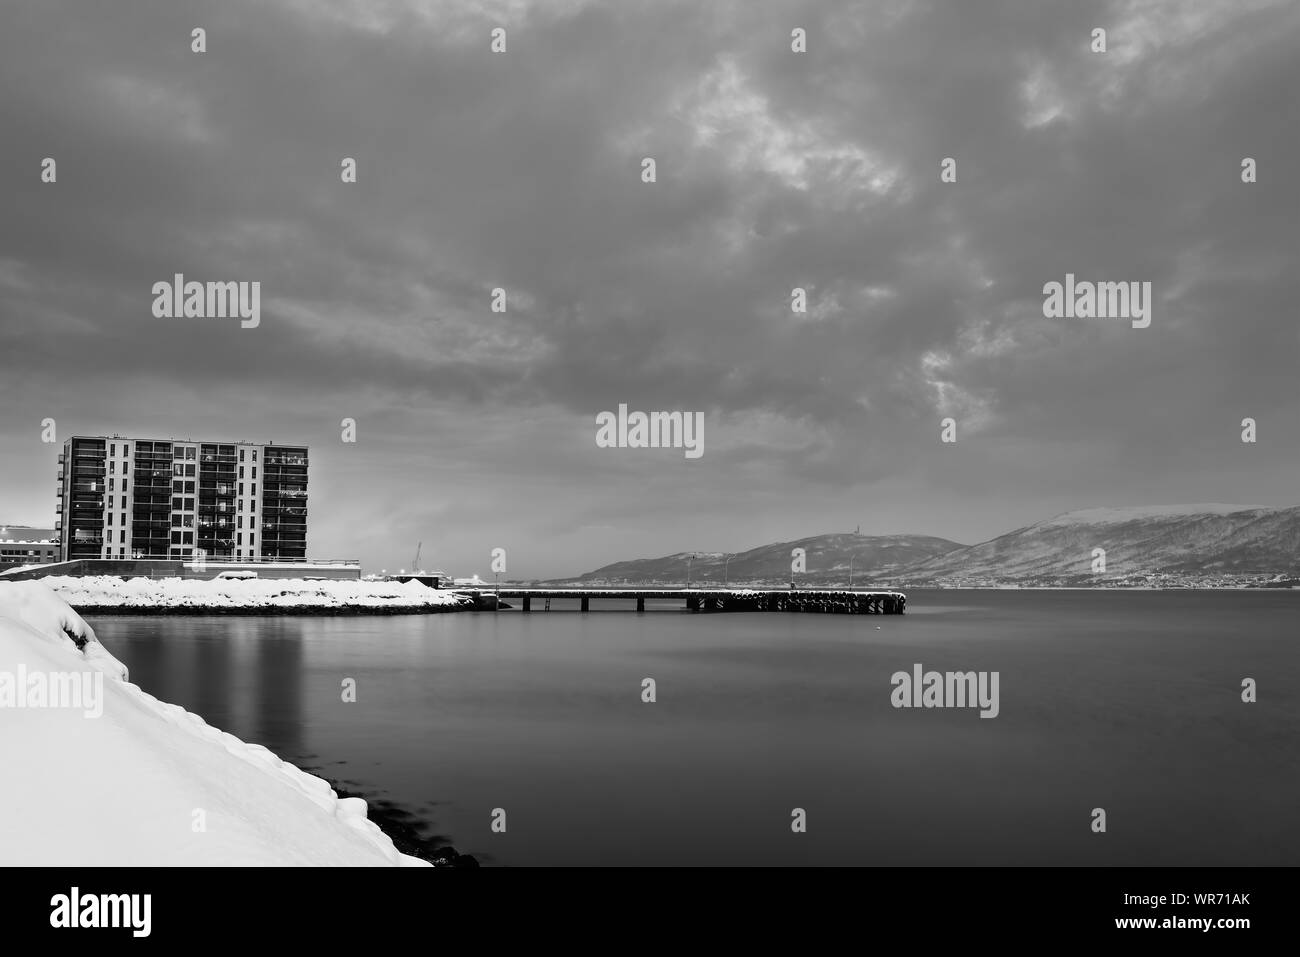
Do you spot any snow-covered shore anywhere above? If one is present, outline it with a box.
[0,580,432,865]
[40,575,470,613]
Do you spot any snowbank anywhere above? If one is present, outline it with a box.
[41,575,468,612]
[0,580,430,865]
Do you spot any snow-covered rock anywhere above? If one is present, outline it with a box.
[0,580,431,865]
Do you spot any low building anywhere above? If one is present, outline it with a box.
[0,526,60,568]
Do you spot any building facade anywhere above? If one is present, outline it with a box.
[0,526,59,568]
[57,436,308,562]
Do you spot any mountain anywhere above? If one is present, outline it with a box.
[559,533,965,585]
[898,504,1300,584]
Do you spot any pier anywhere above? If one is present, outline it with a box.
[451,586,906,614]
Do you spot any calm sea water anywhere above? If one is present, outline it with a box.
[88,590,1300,866]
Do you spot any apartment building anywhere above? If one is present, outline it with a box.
[57,436,308,562]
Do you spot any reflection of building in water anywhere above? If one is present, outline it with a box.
[251,620,305,762]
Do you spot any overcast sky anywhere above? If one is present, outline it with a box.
[2,0,1298,578]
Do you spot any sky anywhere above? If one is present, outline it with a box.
[1,0,1298,579]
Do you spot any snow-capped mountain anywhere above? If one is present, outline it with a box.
[899,504,1300,582]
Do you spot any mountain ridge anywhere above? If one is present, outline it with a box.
[556,505,1300,585]
[553,532,964,585]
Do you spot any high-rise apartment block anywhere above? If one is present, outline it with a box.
[57,436,308,562]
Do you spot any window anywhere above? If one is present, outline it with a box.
[110,444,116,456]
[109,478,115,491]
[106,513,112,526]
[239,466,245,479]
[252,467,257,480]
[237,533,242,545]
[185,464,195,477]
[173,480,184,493]
[171,532,182,545]
[250,533,255,547]
[185,481,195,494]
[183,516,194,529]
[123,479,128,492]
[240,449,245,461]
[173,464,184,477]
[123,461,128,474]
[120,496,126,509]
[124,445,130,456]
[252,450,257,462]
[119,531,125,544]
[185,447,196,460]
[184,498,195,511]
[252,483,256,496]
[240,483,244,496]
[110,461,116,474]
[172,497,183,511]
[182,532,193,544]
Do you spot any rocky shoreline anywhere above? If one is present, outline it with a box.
[308,774,480,868]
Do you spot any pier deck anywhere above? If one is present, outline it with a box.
[449,586,906,614]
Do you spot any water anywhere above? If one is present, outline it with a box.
[88,590,1300,866]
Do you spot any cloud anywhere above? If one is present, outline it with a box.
[1,0,1298,574]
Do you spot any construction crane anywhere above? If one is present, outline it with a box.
[412,541,422,574]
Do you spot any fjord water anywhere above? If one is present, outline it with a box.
[89,590,1300,866]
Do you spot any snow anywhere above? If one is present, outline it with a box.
[1038,504,1263,527]
[0,580,431,865]
[39,575,468,611]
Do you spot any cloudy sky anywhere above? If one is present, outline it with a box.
[2,0,1297,578]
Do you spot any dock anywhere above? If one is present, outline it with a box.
[449,586,906,614]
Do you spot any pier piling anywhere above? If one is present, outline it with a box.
[451,587,904,615]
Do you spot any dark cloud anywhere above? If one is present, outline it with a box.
[2,0,1297,576]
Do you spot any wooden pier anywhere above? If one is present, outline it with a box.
[449,586,906,614]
